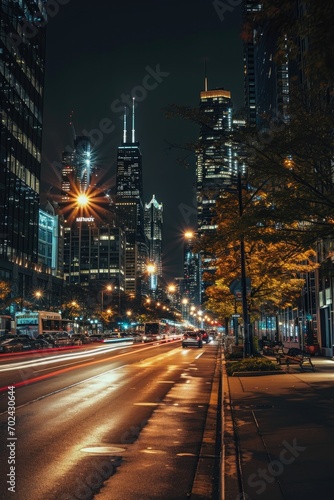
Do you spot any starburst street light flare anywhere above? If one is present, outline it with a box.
[77,193,89,207]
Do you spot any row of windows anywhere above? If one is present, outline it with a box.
[2,109,41,162]
[5,153,39,191]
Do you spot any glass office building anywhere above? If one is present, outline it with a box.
[0,0,47,300]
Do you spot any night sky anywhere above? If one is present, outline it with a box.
[41,0,244,280]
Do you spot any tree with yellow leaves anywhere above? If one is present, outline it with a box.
[0,280,11,313]
[201,184,318,326]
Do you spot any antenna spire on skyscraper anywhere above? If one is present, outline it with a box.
[123,107,127,143]
[69,110,76,139]
[204,59,208,91]
[132,97,135,143]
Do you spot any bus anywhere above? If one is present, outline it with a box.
[143,321,170,342]
[15,311,69,338]
[0,315,13,339]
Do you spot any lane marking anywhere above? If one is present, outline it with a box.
[81,446,126,454]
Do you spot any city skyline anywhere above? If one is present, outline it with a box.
[41,0,244,280]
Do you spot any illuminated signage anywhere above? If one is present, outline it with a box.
[76,217,95,222]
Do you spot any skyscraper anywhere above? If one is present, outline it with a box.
[60,136,125,292]
[243,0,290,128]
[115,101,148,296]
[144,195,163,293]
[61,136,92,201]
[196,80,234,237]
[196,79,242,301]
[183,231,201,307]
[0,1,47,302]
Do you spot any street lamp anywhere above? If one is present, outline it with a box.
[76,192,90,285]
[34,291,43,309]
[146,262,157,295]
[197,310,203,329]
[182,298,189,321]
[184,230,194,239]
[101,285,113,312]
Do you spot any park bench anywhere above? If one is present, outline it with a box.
[275,348,315,372]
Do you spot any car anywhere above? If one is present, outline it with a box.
[105,332,121,339]
[88,333,105,342]
[36,333,57,345]
[198,329,211,343]
[0,338,25,353]
[29,338,53,350]
[70,334,83,345]
[141,333,163,343]
[132,333,144,343]
[182,331,203,348]
[71,333,91,344]
[53,332,73,346]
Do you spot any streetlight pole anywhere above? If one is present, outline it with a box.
[101,285,112,312]
[238,171,252,356]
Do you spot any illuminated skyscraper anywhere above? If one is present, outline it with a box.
[196,79,246,301]
[196,80,235,237]
[61,136,92,201]
[183,231,201,307]
[144,195,163,292]
[0,1,48,302]
[115,101,148,296]
[60,136,125,292]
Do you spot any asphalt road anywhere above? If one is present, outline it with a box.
[0,340,220,500]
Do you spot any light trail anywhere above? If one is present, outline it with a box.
[0,343,133,373]
[0,342,175,392]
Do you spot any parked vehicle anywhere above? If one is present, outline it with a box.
[89,333,105,342]
[53,332,73,346]
[29,338,53,350]
[0,338,25,353]
[70,335,83,345]
[36,333,57,345]
[71,333,91,344]
[182,331,203,348]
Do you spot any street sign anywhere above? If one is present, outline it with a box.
[229,278,251,296]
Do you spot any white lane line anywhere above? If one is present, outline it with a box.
[34,360,84,372]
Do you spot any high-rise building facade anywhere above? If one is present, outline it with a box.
[115,103,148,296]
[196,80,244,302]
[196,82,234,237]
[61,136,93,201]
[144,194,163,292]
[243,0,290,128]
[60,136,125,293]
[0,1,50,304]
[242,1,334,354]
[183,231,201,307]
[38,200,63,275]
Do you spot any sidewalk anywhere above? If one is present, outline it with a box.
[222,356,334,500]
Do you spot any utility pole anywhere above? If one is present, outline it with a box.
[237,171,252,356]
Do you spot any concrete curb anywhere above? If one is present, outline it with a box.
[221,356,242,500]
[191,344,221,499]
[231,370,285,377]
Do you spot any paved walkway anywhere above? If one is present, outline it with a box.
[223,356,334,500]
